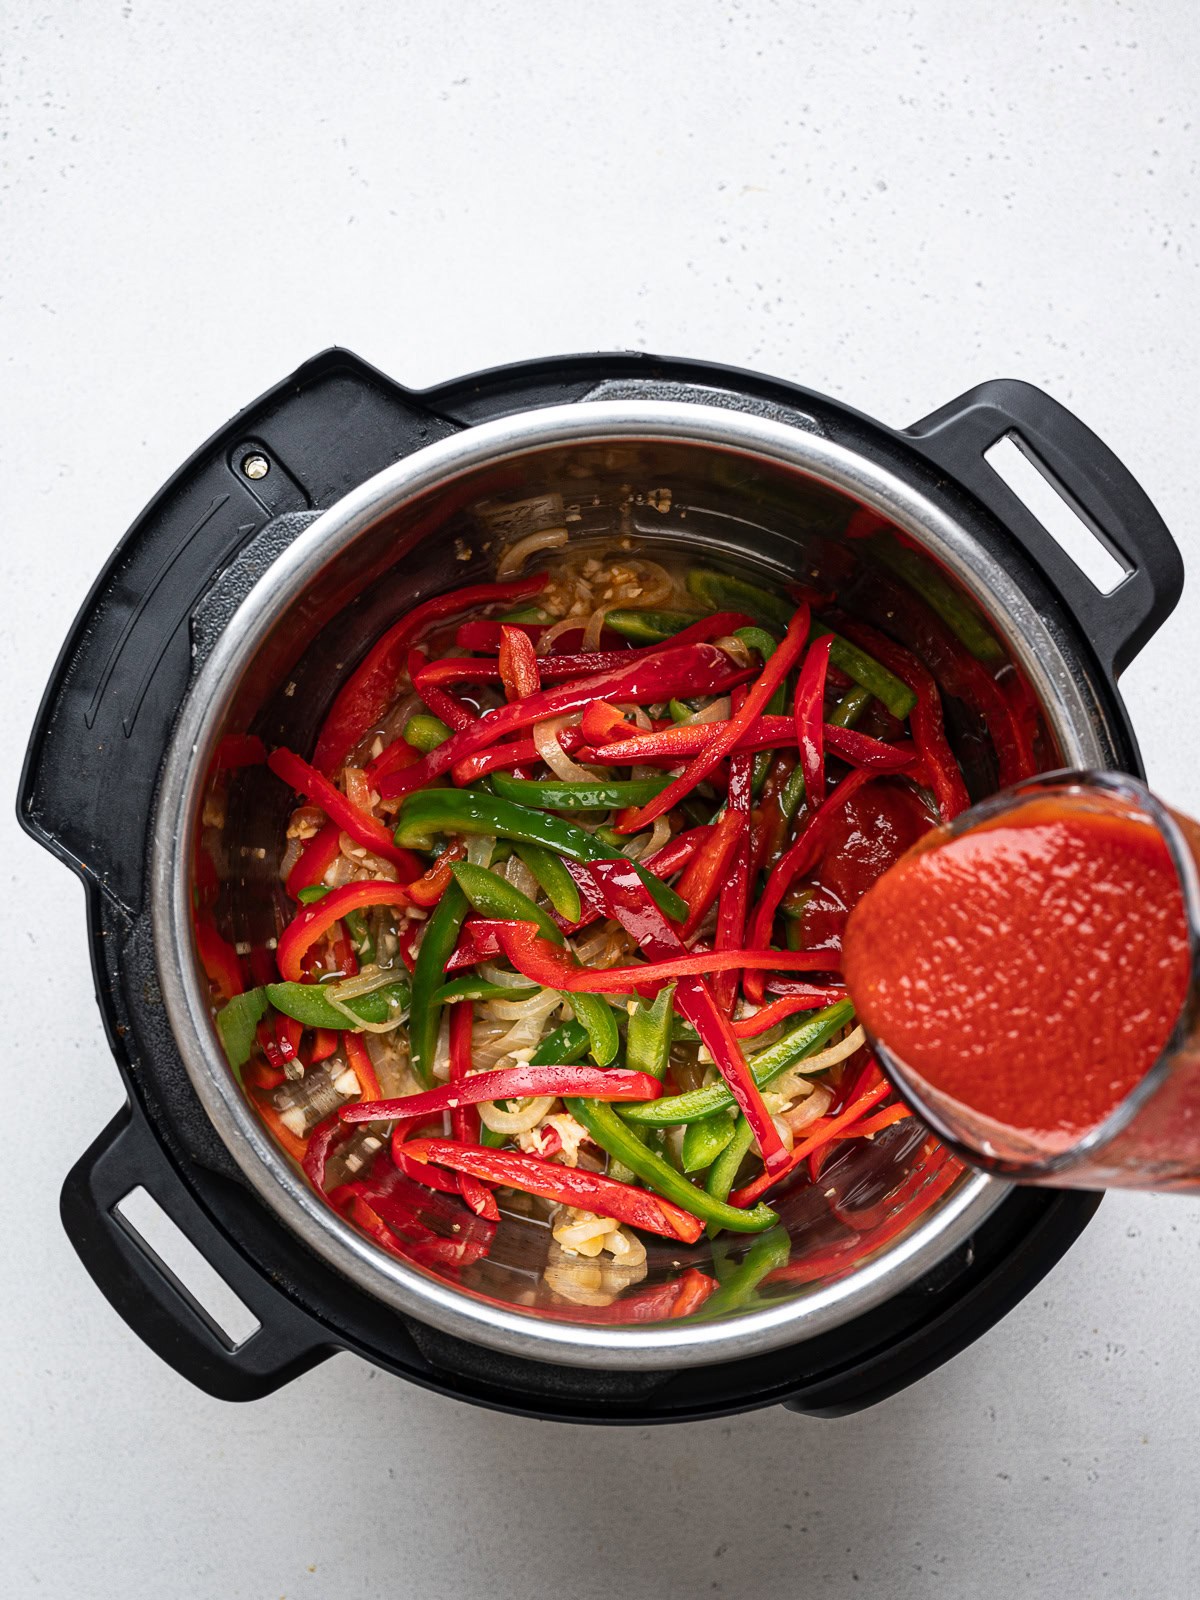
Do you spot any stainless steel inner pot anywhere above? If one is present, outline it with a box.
[152,400,1112,1370]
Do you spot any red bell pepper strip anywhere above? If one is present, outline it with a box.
[213,734,267,770]
[276,1013,303,1063]
[449,723,589,786]
[742,767,876,1004]
[407,649,476,733]
[311,1027,338,1063]
[402,1139,706,1244]
[455,618,547,653]
[256,1019,287,1072]
[312,574,548,775]
[670,1267,719,1318]
[243,1056,285,1091]
[195,920,243,1001]
[496,920,839,993]
[267,747,424,876]
[675,808,748,939]
[574,714,914,770]
[443,916,509,972]
[389,1118,464,1195]
[835,618,970,820]
[499,624,542,700]
[376,644,755,802]
[254,1095,310,1163]
[302,1111,352,1191]
[580,699,645,745]
[342,1064,663,1124]
[794,633,833,809]
[643,827,710,878]
[344,1031,382,1102]
[730,990,849,1037]
[837,1103,913,1140]
[713,739,754,1015]
[276,881,412,981]
[285,819,342,900]
[730,1080,892,1206]
[365,736,421,785]
[447,1001,498,1219]
[584,859,790,1177]
[614,603,811,834]
[406,840,467,907]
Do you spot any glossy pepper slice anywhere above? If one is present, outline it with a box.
[401,1139,706,1244]
[573,714,915,770]
[491,773,674,811]
[276,881,412,982]
[730,1080,891,1206]
[495,920,838,993]
[408,881,469,1087]
[267,747,424,876]
[614,602,811,835]
[626,981,676,1081]
[341,1065,663,1124]
[498,624,541,700]
[742,767,876,1004]
[285,819,343,900]
[512,841,582,922]
[564,1098,778,1235]
[311,574,547,775]
[675,808,748,938]
[266,978,411,1030]
[794,633,833,810]
[375,642,755,802]
[406,649,477,734]
[585,860,789,1177]
[393,789,688,924]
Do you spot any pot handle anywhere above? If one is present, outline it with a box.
[905,379,1183,677]
[61,1103,336,1401]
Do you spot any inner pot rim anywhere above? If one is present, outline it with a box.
[152,399,1107,1370]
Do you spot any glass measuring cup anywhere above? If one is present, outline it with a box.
[865,770,1200,1192]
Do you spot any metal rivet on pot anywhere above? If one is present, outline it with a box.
[242,453,270,480]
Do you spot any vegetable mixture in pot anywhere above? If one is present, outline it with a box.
[203,518,1042,1321]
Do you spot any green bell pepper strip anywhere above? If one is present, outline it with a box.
[668,698,693,723]
[217,989,267,1071]
[409,881,469,1087]
[512,841,581,922]
[700,1225,792,1312]
[450,860,563,943]
[531,1019,591,1065]
[621,999,854,1125]
[604,608,704,644]
[496,604,553,624]
[688,569,792,633]
[404,713,454,752]
[296,885,383,961]
[625,981,676,1080]
[870,533,1004,662]
[704,1115,755,1231]
[681,1113,736,1174]
[266,978,411,1029]
[395,790,688,923]
[449,861,618,1066]
[828,684,872,728]
[687,568,916,721]
[779,764,807,826]
[565,1097,779,1234]
[296,884,332,904]
[491,773,674,811]
[429,977,538,1006]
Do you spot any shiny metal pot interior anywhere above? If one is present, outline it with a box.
[152,400,1111,1369]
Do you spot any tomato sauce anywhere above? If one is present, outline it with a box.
[842,794,1193,1151]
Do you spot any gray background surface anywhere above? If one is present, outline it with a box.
[3,4,1198,1596]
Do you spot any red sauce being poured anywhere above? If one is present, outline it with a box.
[842,794,1193,1152]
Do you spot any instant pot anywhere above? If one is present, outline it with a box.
[20,349,1181,1422]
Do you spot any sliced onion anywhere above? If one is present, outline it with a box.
[680,695,731,726]
[477,962,539,989]
[784,1083,834,1133]
[537,616,584,656]
[582,607,609,651]
[482,988,563,1023]
[466,834,495,868]
[478,1095,556,1134]
[496,526,568,577]
[327,963,403,1001]
[714,636,753,669]
[503,854,540,902]
[774,1026,867,1099]
[533,715,600,782]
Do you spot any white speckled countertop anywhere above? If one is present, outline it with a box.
[4,4,1199,1595]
